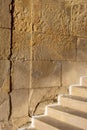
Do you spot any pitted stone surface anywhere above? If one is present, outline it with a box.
[72,3,87,37]
[32,34,77,60]
[12,0,31,60]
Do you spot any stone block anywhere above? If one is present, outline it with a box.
[77,38,87,61]
[0,29,10,59]
[12,32,31,60]
[12,0,31,60]
[12,60,30,89]
[11,89,28,118]
[72,4,87,37]
[14,0,31,33]
[62,61,87,86]
[32,61,61,88]
[0,0,11,28]
[0,92,10,121]
[0,60,10,93]
[32,34,77,60]
[28,87,59,116]
[32,1,71,35]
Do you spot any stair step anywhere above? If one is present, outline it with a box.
[69,86,87,98]
[47,105,87,129]
[34,115,83,130]
[80,76,87,86]
[59,95,87,112]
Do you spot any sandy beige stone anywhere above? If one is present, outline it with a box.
[28,87,59,116]
[32,34,77,60]
[62,61,87,86]
[72,3,87,37]
[12,116,30,129]
[0,29,10,59]
[12,60,30,89]
[0,92,10,121]
[11,89,29,118]
[32,61,61,88]
[77,38,87,61]
[32,1,71,35]
[12,32,31,60]
[0,0,11,28]
[13,0,31,60]
[0,60,10,92]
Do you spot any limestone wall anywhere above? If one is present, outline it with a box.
[0,0,87,129]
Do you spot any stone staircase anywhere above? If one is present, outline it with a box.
[20,76,87,130]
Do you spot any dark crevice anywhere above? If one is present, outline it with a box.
[8,0,14,120]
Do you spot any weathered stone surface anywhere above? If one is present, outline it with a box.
[12,32,31,60]
[65,0,87,5]
[13,0,31,60]
[32,34,77,60]
[12,60,30,89]
[72,4,87,37]
[0,0,11,28]
[14,0,31,33]
[33,1,71,35]
[32,61,61,88]
[77,38,87,61]
[0,60,10,92]
[11,89,28,118]
[62,61,87,86]
[12,116,30,129]
[0,92,10,121]
[28,87,59,116]
[0,29,10,59]
[0,122,13,130]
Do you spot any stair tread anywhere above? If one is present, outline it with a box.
[35,116,83,130]
[62,95,87,102]
[49,105,87,119]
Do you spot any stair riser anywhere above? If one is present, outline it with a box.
[47,107,87,129]
[60,97,87,113]
[34,119,60,130]
[70,88,87,98]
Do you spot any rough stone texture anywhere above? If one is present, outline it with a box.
[12,60,30,89]
[33,34,77,60]
[0,92,10,121]
[12,116,30,129]
[11,89,29,118]
[12,0,31,60]
[0,0,11,28]
[29,87,59,116]
[32,1,71,35]
[62,61,87,86]
[77,38,87,61]
[72,3,87,37]
[32,61,61,88]
[0,29,10,59]
[0,60,10,92]
[12,32,31,60]
[1,0,87,129]
[0,122,14,130]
